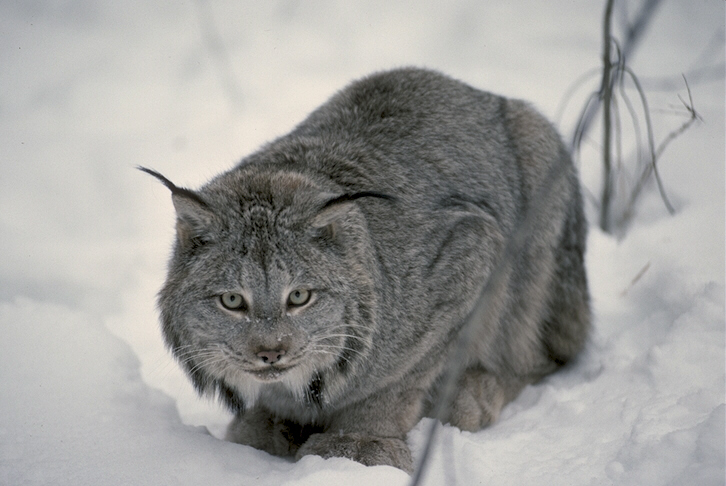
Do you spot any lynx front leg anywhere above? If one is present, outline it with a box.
[295,386,425,472]
[297,432,413,472]
[444,366,536,432]
[226,407,320,457]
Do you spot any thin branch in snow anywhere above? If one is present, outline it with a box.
[619,75,699,228]
[621,65,675,216]
[620,261,651,297]
[598,0,615,232]
[656,77,703,159]
[559,0,701,235]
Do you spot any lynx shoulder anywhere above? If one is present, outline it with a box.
[142,67,590,472]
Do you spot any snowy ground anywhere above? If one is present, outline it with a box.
[1,1,724,485]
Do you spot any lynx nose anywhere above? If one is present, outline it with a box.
[256,349,286,364]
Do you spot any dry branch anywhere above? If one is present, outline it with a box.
[561,0,703,235]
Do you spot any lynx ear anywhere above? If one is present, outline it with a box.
[138,167,213,249]
[311,191,395,237]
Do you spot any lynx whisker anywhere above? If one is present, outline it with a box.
[310,347,354,365]
[313,333,367,344]
[174,349,221,364]
[310,342,366,359]
[186,355,228,376]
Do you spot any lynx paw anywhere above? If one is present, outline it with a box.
[296,432,413,473]
[447,369,506,431]
[226,410,320,457]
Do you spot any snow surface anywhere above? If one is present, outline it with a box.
[1,1,723,485]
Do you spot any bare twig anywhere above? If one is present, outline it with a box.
[620,76,700,226]
[640,63,725,91]
[617,72,644,172]
[620,261,651,297]
[655,77,702,158]
[568,0,663,157]
[571,91,601,155]
[611,89,624,173]
[642,25,725,91]
[555,67,601,128]
[622,65,675,215]
[621,0,663,60]
[598,0,615,232]
[561,0,696,235]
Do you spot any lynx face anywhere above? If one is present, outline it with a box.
[176,257,348,405]
[148,168,380,409]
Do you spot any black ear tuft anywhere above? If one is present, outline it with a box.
[137,166,210,209]
[138,166,214,250]
[310,191,396,244]
[319,191,396,211]
[312,191,396,229]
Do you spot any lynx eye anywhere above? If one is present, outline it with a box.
[287,289,311,307]
[220,292,246,311]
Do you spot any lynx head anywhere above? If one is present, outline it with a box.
[140,166,391,411]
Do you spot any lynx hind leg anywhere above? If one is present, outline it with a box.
[543,266,591,365]
[446,367,514,432]
[542,180,591,366]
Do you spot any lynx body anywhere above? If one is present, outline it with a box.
[146,68,590,472]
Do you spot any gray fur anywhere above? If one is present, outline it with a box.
[144,68,590,473]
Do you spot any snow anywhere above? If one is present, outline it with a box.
[1,1,723,485]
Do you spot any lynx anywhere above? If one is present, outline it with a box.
[142,68,590,472]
